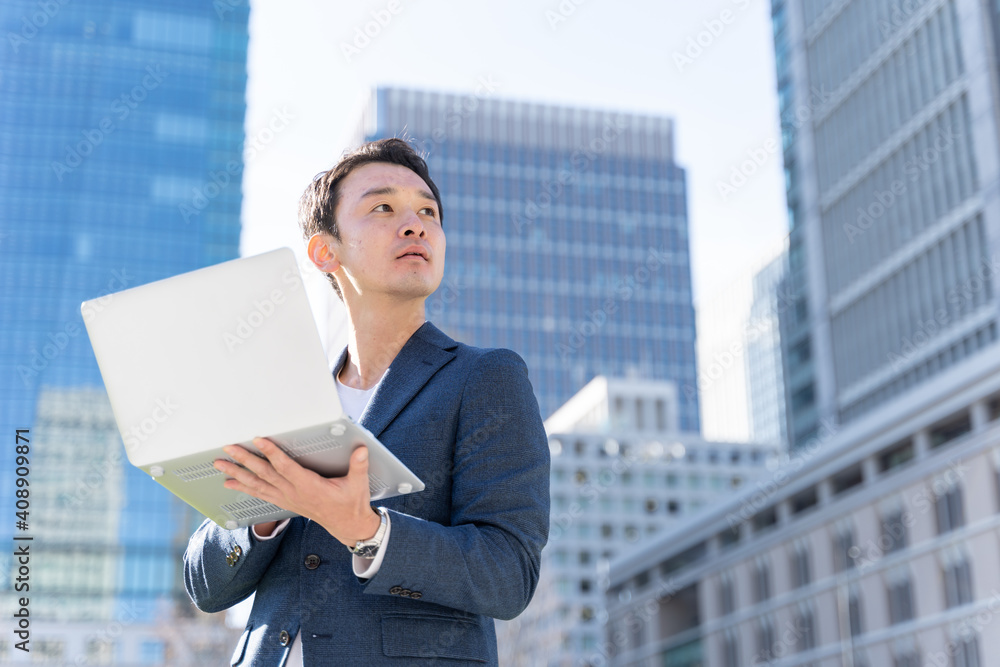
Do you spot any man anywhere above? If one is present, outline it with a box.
[183,138,550,665]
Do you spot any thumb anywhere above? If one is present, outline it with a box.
[349,446,370,481]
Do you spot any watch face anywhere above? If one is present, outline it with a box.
[353,544,379,558]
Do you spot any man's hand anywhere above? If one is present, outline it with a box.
[214,438,381,547]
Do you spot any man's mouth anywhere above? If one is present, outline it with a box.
[397,247,429,260]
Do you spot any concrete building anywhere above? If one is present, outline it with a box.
[350,87,699,425]
[499,377,780,667]
[606,349,1000,666]
[772,0,1000,449]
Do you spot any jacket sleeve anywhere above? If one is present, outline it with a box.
[183,517,290,613]
[361,348,551,620]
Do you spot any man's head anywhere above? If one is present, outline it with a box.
[300,138,445,302]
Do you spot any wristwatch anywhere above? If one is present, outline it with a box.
[348,507,388,558]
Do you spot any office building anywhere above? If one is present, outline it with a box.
[772,0,1000,449]
[0,0,250,659]
[606,345,1000,666]
[351,87,700,426]
[498,377,780,666]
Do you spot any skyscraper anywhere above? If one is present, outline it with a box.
[351,87,700,428]
[773,0,1000,449]
[0,0,249,660]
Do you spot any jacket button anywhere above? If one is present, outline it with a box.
[234,545,242,557]
[389,586,402,595]
[304,554,321,570]
[410,591,422,600]
[400,589,412,597]
[279,630,290,646]
[226,555,234,567]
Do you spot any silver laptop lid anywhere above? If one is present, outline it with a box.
[82,247,342,468]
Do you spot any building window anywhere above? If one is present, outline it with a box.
[943,558,974,608]
[848,589,863,637]
[895,652,920,667]
[754,560,771,603]
[881,510,909,554]
[952,634,981,667]
[719,574,735,616]
[936,485,965,534]
[756,618,776,661]
[888,577,915,624]
[833,529,855,572]
[796,606,815,652]
[791,544,811,587]
[723,629,740,667]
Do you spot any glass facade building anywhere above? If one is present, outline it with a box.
[772,0,1000,449]
[0,0,248,659]
[353,87,700,428]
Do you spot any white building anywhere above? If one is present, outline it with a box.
[606,350,1000,666]
[500,377,781,666]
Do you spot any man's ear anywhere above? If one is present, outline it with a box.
[307,233,340,273]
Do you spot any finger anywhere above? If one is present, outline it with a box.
[347,446,371,496]
[253,438,302,480]
[216,461,274,499]
[222,444,273,478]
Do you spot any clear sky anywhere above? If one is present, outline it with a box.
[240,0,789,307]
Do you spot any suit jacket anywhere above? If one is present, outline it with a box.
[183,322,550,665]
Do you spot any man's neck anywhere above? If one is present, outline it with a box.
[338,299,426,390]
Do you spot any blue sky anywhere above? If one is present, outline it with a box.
[240,0,788,307]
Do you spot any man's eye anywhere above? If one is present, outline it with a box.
[373,203,392,212]
[420,207,437,217]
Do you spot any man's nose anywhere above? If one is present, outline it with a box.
[400,210,426,237]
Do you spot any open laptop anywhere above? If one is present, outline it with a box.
[81,247,424,530]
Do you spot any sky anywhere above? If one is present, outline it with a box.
[239,0,790,310]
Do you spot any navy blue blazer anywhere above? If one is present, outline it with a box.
[183,322,550,665]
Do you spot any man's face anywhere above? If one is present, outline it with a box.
[328,162,445,302]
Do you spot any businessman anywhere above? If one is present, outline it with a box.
[183,138,550,665]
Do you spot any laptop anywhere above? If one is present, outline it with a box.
[80,247,424,530]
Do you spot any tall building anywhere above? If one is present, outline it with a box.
[773,0,1000,449]
[606,346,1000,666]
[498,377,780,667]
[0,0,249,660]
[695,239,789,447]
[351,87,700,427]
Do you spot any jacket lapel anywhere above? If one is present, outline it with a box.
[334,322,457,438]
